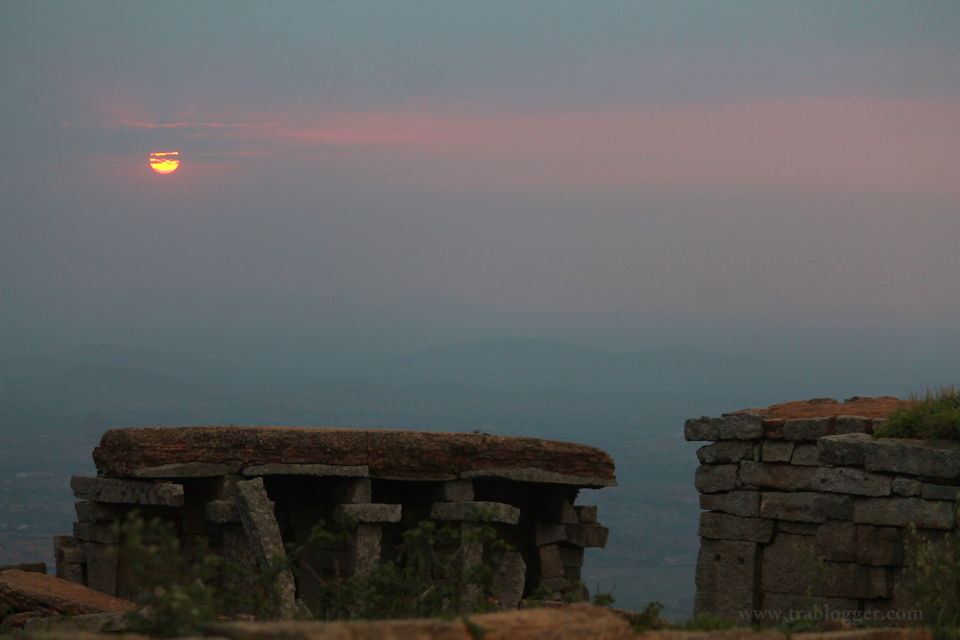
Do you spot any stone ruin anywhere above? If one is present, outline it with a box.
[688,396,960,622]
[54,426,615,614]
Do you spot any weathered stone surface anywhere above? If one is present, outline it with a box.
[816,520,857,561]
[697,441,756,464]
[700,491,760,518]
[0,569,134,616]
[438,480,474,502]
[460,467,616,487]
[694,539,758,617]
[243,463,369,477]
[762,441,795,463]
[72,522,118,544]
[430,501,519,525]
[695,464,740,493]
[216,603,630,640]
[564,524,610,548]
[82,543,117,596]
[698,512,773,543]
[234,477,296,618]
[535,522,566,546]
[856,525,905,566]
[205,499,240,523]
[685,414,763,441]
[337,503,403,523]
[818,433,872,466]
[763,535,887,599]
[739,461,816,491]
[559,545,584,568]
[820,562,891,599]
[812,467,891,497]
[131,461,241,477]
[920,483,960,501]
[790,444,820,466]
[93,426,616,486]
[21,610,130,634]
[74,501,120,523]
[493,551,526,610]
[783,417,835,441]
[863,437,960,479]
[777,521,819,535]
[835,416,875,435]
[351,524,382,576]
[853,497,955,530]
[538,544,564,578]
[574,505,597,523]
[760,492,853,523]
[891,476,922,497]
[71,476,183,506]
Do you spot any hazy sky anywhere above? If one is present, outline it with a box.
[3,1,959,362]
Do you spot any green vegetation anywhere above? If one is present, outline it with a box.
[875,387,960,440]
[115,510,512,637]
[905,509,960,640]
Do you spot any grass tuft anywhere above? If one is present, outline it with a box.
[874,386,960,440]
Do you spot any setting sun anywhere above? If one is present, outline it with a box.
[149,151,180,175]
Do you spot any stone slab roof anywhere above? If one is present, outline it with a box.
[92,426,616,487]
[736,396,908,421]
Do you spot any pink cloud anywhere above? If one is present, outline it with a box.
[68,97,960,195]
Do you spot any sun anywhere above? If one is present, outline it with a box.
[149,151,181,175]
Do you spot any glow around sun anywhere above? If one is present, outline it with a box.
[149,151,181,174]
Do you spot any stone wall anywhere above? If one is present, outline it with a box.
[687,397,960,622]
[53,426,615,613]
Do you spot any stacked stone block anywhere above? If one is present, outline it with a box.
[54,426,614,613]
[688,403,960,621]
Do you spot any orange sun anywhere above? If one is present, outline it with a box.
[149,151,181,174]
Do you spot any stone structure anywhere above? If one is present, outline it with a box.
[54,426,614,612]
[688,396,960,621]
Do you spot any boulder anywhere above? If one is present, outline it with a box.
[0,569,135,617]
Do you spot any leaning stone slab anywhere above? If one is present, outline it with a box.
[760,492,853,522]
[684,413,763,441]
[336,503,403,523]
[812,466,891,497]
[131,462,241,478]
[739,461,816,491]
[698,512,773,543]
[71,476,184,506]
[694,539,759,617]
[93,426,616,487]
[205,499,240,523]
[697,441,755,464]
[818,433,872,466]
[700,491,760,518]
[863,437,960,479]
[234,477,296,618]
[695,464,740,493]
[242,463,369,477]
[0,569,135,616]
[853,497,955,530]
[430,501,520,525]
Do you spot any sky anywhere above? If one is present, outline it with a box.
[3,1,960,370]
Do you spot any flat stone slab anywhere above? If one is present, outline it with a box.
[336,503,403,523]
[0,569,135,616]
[71,475,184,507]
[93,426,615,487]
[430,501,521,525]
[243,463,369,477]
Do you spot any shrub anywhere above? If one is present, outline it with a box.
[875,387,960,440]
